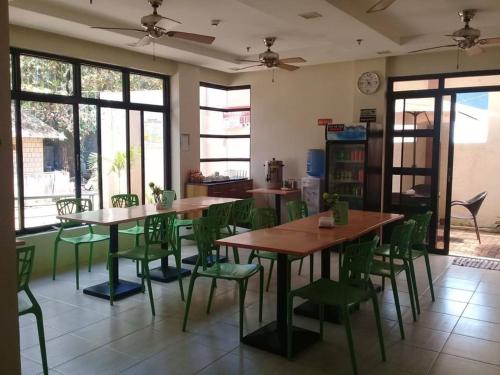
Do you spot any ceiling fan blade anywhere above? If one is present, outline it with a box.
[232,64,264,71]
[277,62,299,71]
[236,59,260,63]
[279,57,306,63]
[165,31,215,44]
[91,26,145,32]
[479,37,500,45]
[466,45,483,56]
[366,0,397,13]
[128,35,152,47]
[159,15,182,25]
[408,44,457,53]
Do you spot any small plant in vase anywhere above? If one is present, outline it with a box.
[149,182,163,209]
[323,192,340,218]
[323,192,349,225]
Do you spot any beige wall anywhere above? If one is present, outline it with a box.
[1,2,21,374]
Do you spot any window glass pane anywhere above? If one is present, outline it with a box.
[200,110,250,135]
[101,108,127,208]
[393,79,439,92]
[200,161,249,180]
[79,104,100,209]
[144,111,164,202]
[20,55,73,95]
[129,110,143,202]
[394,98,435,130]
[81,65,123,101]
[200,86,227,108]
[10,54,12,90]
[227,89,250,108]
[200,137,250,159]
[130,74,163,105]
[454,92,489,144]
[21,101,74,228]
[11,101,20,230]
[445,75,500,89]
[393,137,433,168]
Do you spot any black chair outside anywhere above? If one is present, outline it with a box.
[451,191,487,243]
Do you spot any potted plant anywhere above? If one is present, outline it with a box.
[149,182,163,209]
[323,192,349,225]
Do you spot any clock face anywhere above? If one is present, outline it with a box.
[357,71,380,95]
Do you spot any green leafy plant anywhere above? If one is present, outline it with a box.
[149,182,163,203]
[323,192,340,210]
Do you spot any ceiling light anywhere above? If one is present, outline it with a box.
[299,12,322,20]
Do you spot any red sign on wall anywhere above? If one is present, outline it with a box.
[317,118,333,126]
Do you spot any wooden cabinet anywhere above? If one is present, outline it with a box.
[185,179,253,199]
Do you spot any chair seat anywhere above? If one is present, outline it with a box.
[290,278,370,307]
[18,291,33,314]
[60,232,109,245]
[175,219,193,227]
[374,244,424,260]
[198,262,260,280]
[253,251,303,261]
[118,225,144,236]
[370,259,406,276]
[115,245,170,261]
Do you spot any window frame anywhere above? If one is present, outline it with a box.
[10,48,171,234]
[199,82,251,176]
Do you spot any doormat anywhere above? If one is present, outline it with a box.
[452,256,500,271]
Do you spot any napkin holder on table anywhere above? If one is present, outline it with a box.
[318,216,335,228]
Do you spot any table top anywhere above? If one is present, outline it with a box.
[215,228,343,256]
[277,210,404,240]
[176,196,240,206]
[247,188,301,196]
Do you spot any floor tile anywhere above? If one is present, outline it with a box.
[469,292,500,309]
[443,334,500,366]
[431,287,473,303]
[462,304,500,324]
[453,317,500,342]
[402,310,459,333]
[71,317,142,346]
[430,353,500,375]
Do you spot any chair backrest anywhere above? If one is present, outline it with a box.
[465,191,487,216]
[340,236,379,292]
[250,207,277,230]
[409,211,432,246]
[56,198,92,226]
[232,198,255,226]
[144,211,177,249]
[111,194,140,208]
[17,246,35,292]
[193,216,220,269]
[389,220,416,259]
[287,200,308,221]
[207,202,233,230]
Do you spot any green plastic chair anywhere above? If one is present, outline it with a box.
[18,246,48,375]
[370,220,417,340]
[247,207,308,291]
[182,216,264,340]
[286,200,315,278]
[375,212,434,313]
[220,198,255,263]
[109,211,184,315]
[53,198,109,289]
[287,237,385,375]
[177,202,234,264]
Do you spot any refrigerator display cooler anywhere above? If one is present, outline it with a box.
[325,123,383,211]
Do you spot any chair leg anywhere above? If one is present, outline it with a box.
[88,243,94,273]
[75,245,80,290]
[52,240,59,281]
[108,254,114,306]
[206,278,216,314]
[33,307,48,375]
[309,254,314,284]
[239,281,245,341]
[140,261,146,292]
[343,306,358,375]
[319,303,324,341]
[371,289,386,361]
[408,260,420,314]
[298,258,304,275]
[381,256,386,290]
[473,216,481,243]
[258,267,264,322]
[182,275,197,332]
[266,259,275,292]
[144,261,155,316]
[404,265,417,322]
[174,252,185,301]
[232,246,240,264]
[287,293,294,360]
[390,275,405,339]
[424,253,435,301]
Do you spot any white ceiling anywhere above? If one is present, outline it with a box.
[8,0,500,72]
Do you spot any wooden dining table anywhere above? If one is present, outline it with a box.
[57,197,239,301]
[215,209,403,357]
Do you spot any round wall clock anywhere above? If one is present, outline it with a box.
[357,71,380,95]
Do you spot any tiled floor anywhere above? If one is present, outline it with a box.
[441,227,500,259]
[19,242,500,374]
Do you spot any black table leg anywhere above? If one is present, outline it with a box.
[241,253,320,356]
[149,257,191,282]
[83,224,142,301]
[275,195,282,225]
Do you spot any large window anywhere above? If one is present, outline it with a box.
[10,49,170,233]
[199,83,250,179]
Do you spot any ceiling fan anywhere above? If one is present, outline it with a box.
[366,0,398,13]
[233,37,306,71]
[409,9,500,55]
[91,0,215,47]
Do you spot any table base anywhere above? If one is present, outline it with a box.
[182,254,228,266]
[148,266,191,282]
[242,321,320,357]
[293,301,363,324]
[83,280,142,301]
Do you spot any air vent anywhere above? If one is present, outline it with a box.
[376,50,392,55]
[299,12,322,20]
